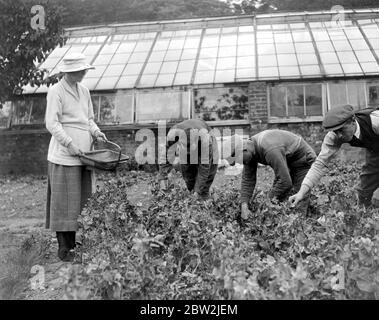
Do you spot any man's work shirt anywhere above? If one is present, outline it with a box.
[241,130,303,203]
[158,119,219,179]
[302,109,379,190]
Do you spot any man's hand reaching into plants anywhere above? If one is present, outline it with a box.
[371,188,379,207]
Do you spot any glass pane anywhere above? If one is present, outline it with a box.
[138,74,157,87]
[312,30,330,41]
[134,40,153,52]
[349,39,369,50]
[274,33,292,43]
[161,61,178,73]
[93,54,113,66]
[237,44,255,56]
[86,65,106,78]
[184,37,200,49]
[258,44,275,55]
[316,41,335,52]
[354,50,376,62]
[115,93,133,123]
[347,82,366,109]
[297,53,318,65]
[270,86,286,117]
[164,50,182,61]
[295,42,315,53]
[287,86,304,117]
[128,51,148,63]
[259,67,279,78]
[122,63,143,75]
[100,43,120,54]
[202,35,220,47]
[300,65,321,76]
[144,62,162,74]
[197,58,216,71]
[305,84,322,116]
[276,43,295,54]
[174,72,192,85]
[39,57,61,69]
[111,53,131,64]
[200,47,218,59]
[96,77,119,90]
[277,54,297,66]
[370,38,379,49]
[81,78,99,90]
[154,39,170,51]
[259,55,277,67]
[155,73,175,86]
[49,46,70,58]
[236,68,255,79]
[181,49,198,60]
[239,26,254,33]
[320,52,339,64]
[279,66,300,77]
[99,95,116,124]
[194,70,214,84]
[177,60,195,72]
[168,39,185,50]
[344,28,365,39]
[117,42,137,53]
[337,51,358,64]
[292,31,312,42]
[193,87,249,121]
[219,35,237,46]
[341,63,362,74]
[214,69,235,83]
[237,56,255,68]
[149,51,166,62]
[103,64,124,78]
[333,40,351,51]
[218,46,236,57]
[329,83,347,107]
[217,57,235,70]
[368,83,379,106]
[324,63,344,75]
[238,33,254,45]
[361,62,379,73]
[136,90,189,122]
[116,76,138,89]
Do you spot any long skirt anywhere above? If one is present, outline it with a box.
[46,162,93,232]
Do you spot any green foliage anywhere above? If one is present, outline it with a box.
[62,162,379,300]
[0,0,66,104]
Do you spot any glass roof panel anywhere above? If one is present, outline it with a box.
[312,30,330,41]
[237,44,255,56]
[350,39,370,50]
[134,40,154,52]
[201,35,220,47]
[290,23,306,29]
[173,72,192,85]
[115,76,138,89]
[199,47,218,59]
[194,70,215,84]
[291,31,312,42]
[217,46,236,57]
[277,54,298,66]
[332,40,352,51]
[258,67,279,78]
[100,42,120,54]
[197,58,216,71]
[300,65,321,76]
[66,45,86,54]
[138,74,157,87]
[81,78,99,90]
[316,41,335,52]
[354,50,376,62]
[238,33,254,45]
[236,68,255,79]
[82,44,102,55]
[222,27,238,34]
[144,62,162,74]
[361,25,379,38]
[276,43,295,54]
[237,56,255,68]
[217,57,236,70]
[86,65,106,78]
[297,53,318,65]
[39,57,61,70]
[177,60,195,73]
[320,52,340,64]
[122,63,143,75]
[154,39,170,51]
[95,77,119,90]
[205,28,221,35]
[93,54,113,66]
[161,61,179,73]
[184,37,200,49]
[117,42,137,53]
[169,39,185,50]
[323,63,344,75]
[295,42,316,53]
[148,51,166,62]
[341,63,362,74]
[155,73,175,86]
[337,51,358,63]
[344,27,365,39]
[103,65,124,77]
[259,54,277,67]
[274,32,293,44]
[164,50,182,61]
[258,43,275,55]
[128,51,149,63]
[187,29,202,36]
[368,38,379,49]
[214,69,235,83]
[110,53,131,64]
[278,66,300,77]
[219,34,237,46]
[181,49,198,60]
[49,46,70,58]
[239,25,254,33]
[361,62,379,73]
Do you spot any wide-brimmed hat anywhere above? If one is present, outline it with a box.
[322,104,355,131]
[58,53,95,73]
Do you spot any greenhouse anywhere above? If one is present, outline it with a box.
[7,7,379,129]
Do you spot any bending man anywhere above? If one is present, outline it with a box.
[234,130,316,219]
[289,104,379,208]
[158,119,219,200]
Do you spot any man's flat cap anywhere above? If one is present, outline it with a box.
[322,104,355,131]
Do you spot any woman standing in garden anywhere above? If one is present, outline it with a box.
[45,53,107,262]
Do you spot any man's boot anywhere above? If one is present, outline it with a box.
[56,232,74,262]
